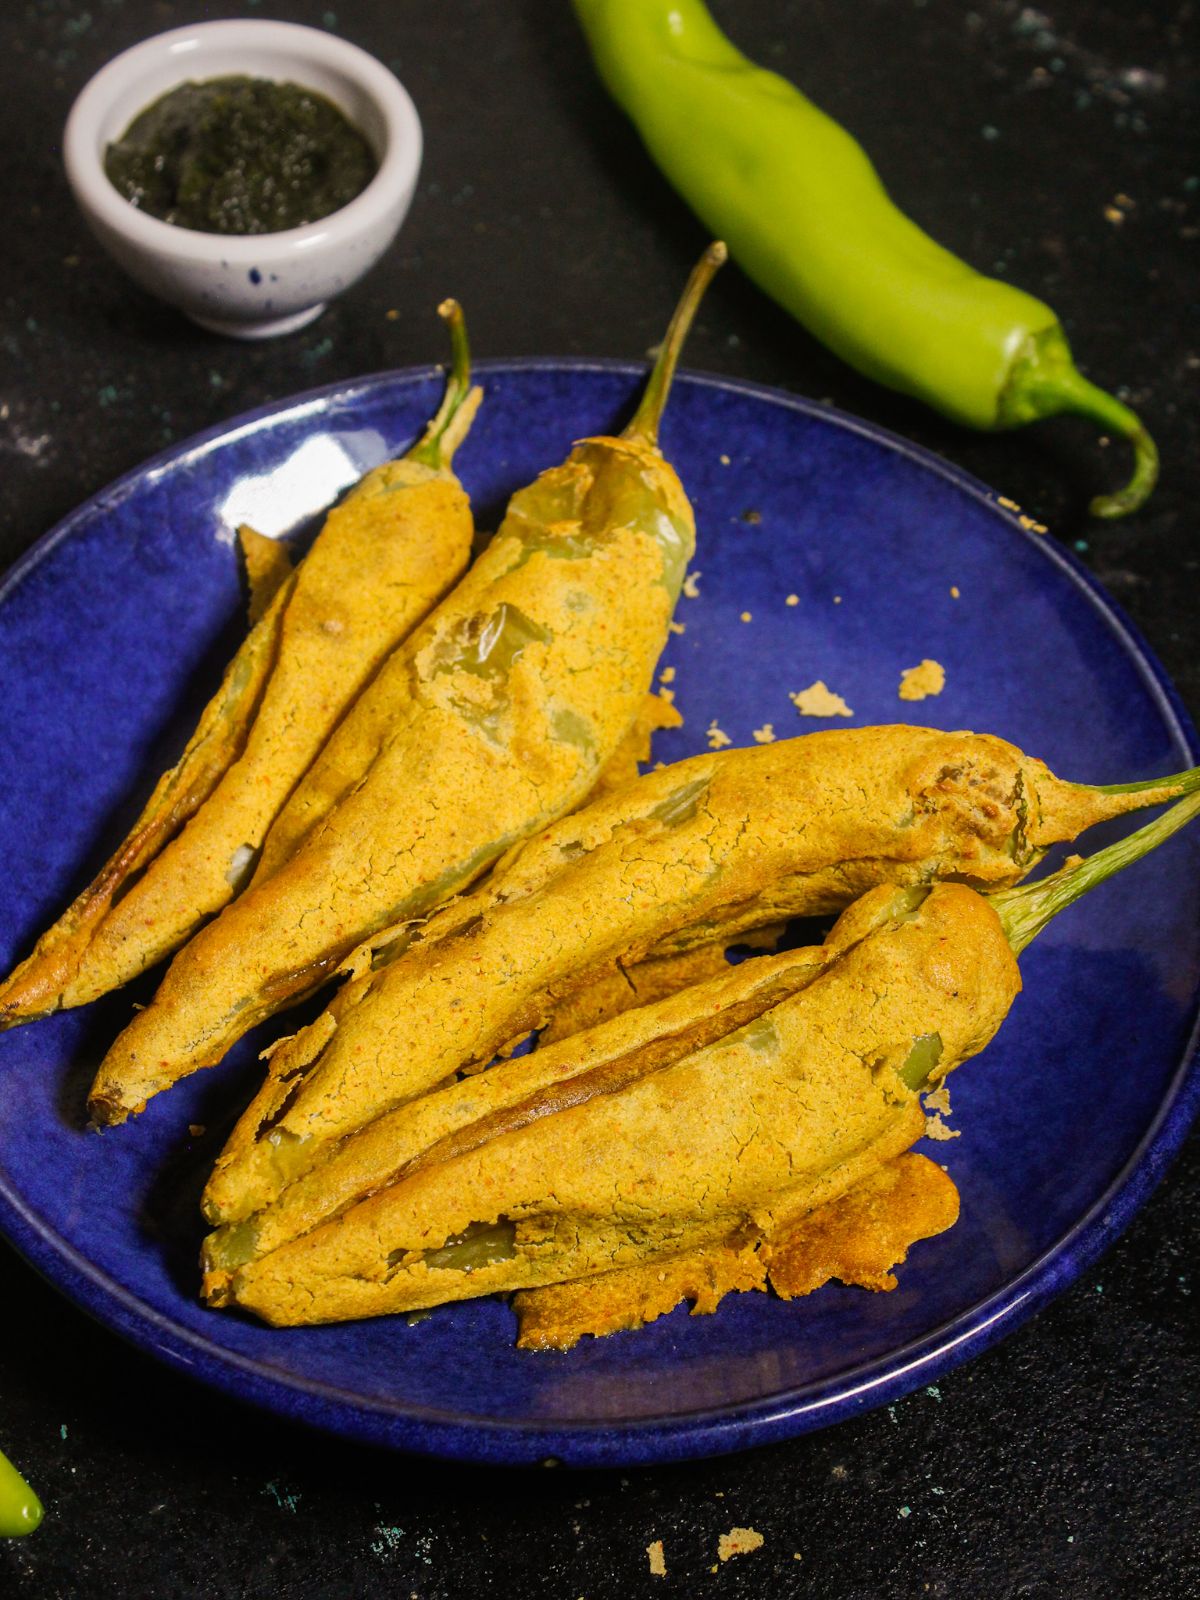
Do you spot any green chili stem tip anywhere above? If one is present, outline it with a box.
[624,241,728,447]
[406,298,482,470]
[989,788,1200,956]
[0,1446,42,1537]
[998,325,1159,519]
[1084,763,1200,799]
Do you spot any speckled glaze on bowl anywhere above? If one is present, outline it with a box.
[0,364,1196,1467]
[63,21,422,338]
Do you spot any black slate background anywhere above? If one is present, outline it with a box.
[1,3,1197,1596]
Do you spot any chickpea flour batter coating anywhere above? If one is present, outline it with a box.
[0,302,481,1028]
[510,1151,961,1350]
[207,788,1200,1333]
[208,880,1016,1323]
[201,723,1196,1228]
[238,524,295,625]
[88,245,727,1128]
[204,940,837,1288]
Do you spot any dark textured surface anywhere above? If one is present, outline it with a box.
[0,0,1196,1593]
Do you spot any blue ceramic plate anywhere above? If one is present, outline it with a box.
[1,363,1197,1467]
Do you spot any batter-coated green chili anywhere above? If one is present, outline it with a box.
[574,0,1158,518]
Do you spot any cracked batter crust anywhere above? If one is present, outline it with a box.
[89,431,696,1126]
[201,723,1162,1227]
[209,882,1017,1325]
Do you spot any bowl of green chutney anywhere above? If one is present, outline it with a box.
[64,20,423,338]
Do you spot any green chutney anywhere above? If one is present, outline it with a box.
[104,76,378,235]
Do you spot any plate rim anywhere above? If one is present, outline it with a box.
[1,358,1197,1468]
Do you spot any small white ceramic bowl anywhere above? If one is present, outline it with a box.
[64,20,422,338]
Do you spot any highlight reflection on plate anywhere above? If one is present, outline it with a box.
[0,361,1196,1466]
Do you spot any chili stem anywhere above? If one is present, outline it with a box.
[624,241,727,447]
[406,299,482,469]
[989,789,1200,955]
[1084,764,1200,798]
[1000,330,1159,519]
[1044,368,1158,520]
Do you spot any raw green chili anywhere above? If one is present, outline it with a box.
[0,1446,41,1537]
[574,0,1158,517]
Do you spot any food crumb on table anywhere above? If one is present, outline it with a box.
[740,610,752,622]
[950,585,960,598]
[682,570,702,598]
[718,1526,765,1561]
[669,620,686,635]
[706,719,732,749]
[785,593,799,606]
[790,681,854,718]
[658,665,676,684]
[646,1540,667,1577]
[752,723,775,743]
[898,659,946,701]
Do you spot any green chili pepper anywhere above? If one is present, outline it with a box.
[574,0,1158,518]
[0,1445,42,1537]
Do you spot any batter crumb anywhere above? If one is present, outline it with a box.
[668,620,686,635]
[790,681,853,719]
[752,724,776,744]
[718,1527,764,1562]
[785,593,799,607]
[950,585,960,599]
[898,659,946,701]
[1018,514,1048,534]
[719,453,731,465]
[740,610,752,622]
[999,496,1020,511]
[924,1113,960,1141]
[658,666,676,684]
[647,1540,667,1578]
[833,595,842,604]
[706,719,732,750]
[682,571,702,599]
[923,1084,952,1116]
[658,687,676,705]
